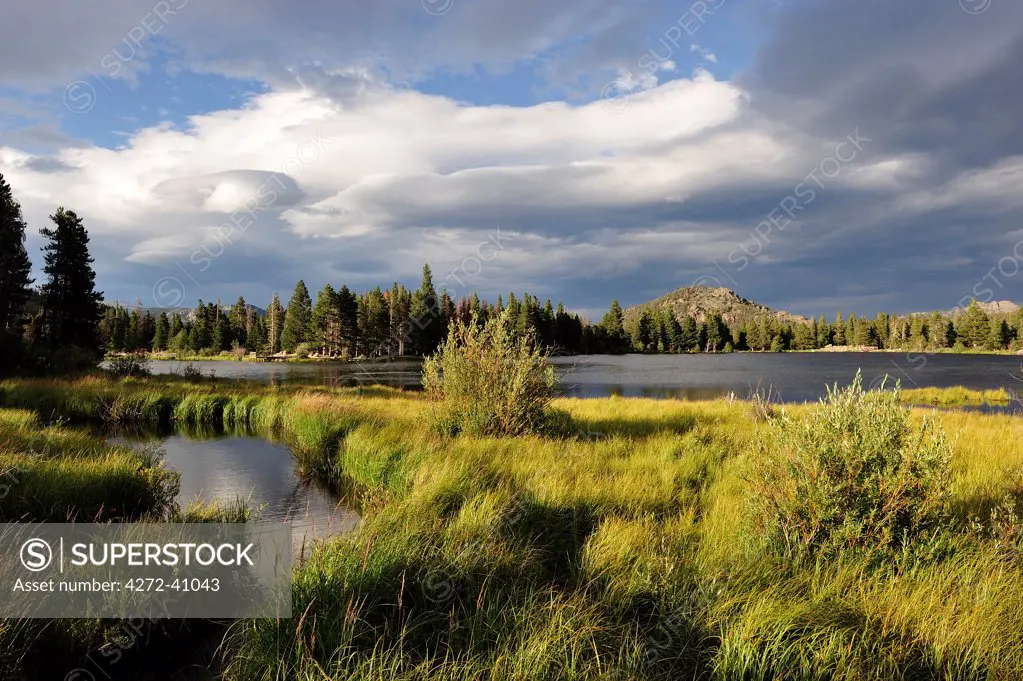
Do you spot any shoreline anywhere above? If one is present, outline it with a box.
[110,346,1023,364]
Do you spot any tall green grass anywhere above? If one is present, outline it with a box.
[4,376,1023,679]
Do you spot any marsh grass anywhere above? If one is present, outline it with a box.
[901,386,1013,406]
[0,408,178,522]
[4,377,1023,679]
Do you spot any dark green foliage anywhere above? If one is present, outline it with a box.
[266,293,284,353]
[751,373,952,562]
[152,312,169,351]
[0,173,33,337]
[36,207,103,367]
[957,300,991,349]
[281,279,312,351]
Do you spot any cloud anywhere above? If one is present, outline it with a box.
[1,0,1022,317]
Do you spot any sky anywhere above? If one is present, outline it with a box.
[1,0,1021,321]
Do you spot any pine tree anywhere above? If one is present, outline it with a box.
[679,315,698,352]
[230,296,249,348]
[153,312,170,351]
[337,285,359,356]
[311,284,339,356]
[38,207,103,357]
[267,293,285,353]
[599,299,629,353]
[212,315,230,352]
[705,313,728,352]
[0,173,33,335]
[633,310,654,352]
[929,312,947,349]
[365,287,390,356]
[409,264,443,355]
[957,300,990,349]
[247,316,267,352]
[793,322,815,350]
[990,318,1011,350]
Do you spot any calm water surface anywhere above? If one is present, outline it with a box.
[111,430,360,547]
[146,353,1023,404]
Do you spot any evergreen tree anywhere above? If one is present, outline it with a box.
[704,313,728,352]
[816,315,831,347]
[365,287,390,356]
[833,312,846,345]
[230,296,249,348]
[679,315,699,352]
[337,285,359,356]
[410,264,443,354]
[280,280,312,351]
[990,318,1011,350]
[0,173,33,335]
[633,310,655,352]
[793,322,815,350]
[153,312,170,351]
[957,300,990,349]
[929,312,948,349]
[38,207,103,357]
[247,316,267,352]
[599,299,630,353]
[212,315,230,352]
[311,284,339,356]
[169,313,184,339]
[267,293,285,353]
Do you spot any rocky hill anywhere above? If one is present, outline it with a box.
[623,286,808,327]
[947,300,1019,317]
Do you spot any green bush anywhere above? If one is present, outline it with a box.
[422,311,560,437]
[105,351,151,378]
[750,372,952,561]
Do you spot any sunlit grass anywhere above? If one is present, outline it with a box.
[3,377,1023,678]
[902,386,1014,406]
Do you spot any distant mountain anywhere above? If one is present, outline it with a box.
[946,300,1019,317]
[624,286,809,327]
[102,303,267,319]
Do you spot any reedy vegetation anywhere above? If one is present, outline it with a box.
[423,311,560,436]
[2,372,1023,678]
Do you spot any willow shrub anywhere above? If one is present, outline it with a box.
[750,372,953,562]
[422,311,560,437]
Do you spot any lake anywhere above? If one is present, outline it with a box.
[144,353,1023,404]
[109,430,360,549]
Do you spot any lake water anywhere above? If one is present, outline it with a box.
[145,353,1023,404]
[110,430,360,549]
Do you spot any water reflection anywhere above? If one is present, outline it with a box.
[141,353,1023,405]
[109,429,360,549]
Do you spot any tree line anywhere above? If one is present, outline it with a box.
[0,173,103,375]
[103,268,595,358]
[3,168,1021,376]
[622,301,1023,353]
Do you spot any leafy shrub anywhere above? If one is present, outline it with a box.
[969,495,1023,560]
[105,352,151,378]
[422,310,560,436]
[750,372,952,561]
[180,363,205,382]
[748,382,780,423]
